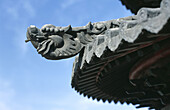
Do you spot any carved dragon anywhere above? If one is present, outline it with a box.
[25,0,170,109]
[26,0,170,61]
[26,22,110,60]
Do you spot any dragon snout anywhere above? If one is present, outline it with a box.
[29,25,38,34]
[26,25,39,42]
[26,25,43,48]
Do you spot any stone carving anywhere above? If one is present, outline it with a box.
[26,0,170,109]
[26,22,110,60]
[26,0,170,62]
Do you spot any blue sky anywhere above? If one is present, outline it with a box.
[0,0,148,110]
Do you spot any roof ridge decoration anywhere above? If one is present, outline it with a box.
[26,0,170,62]
[26,0,170,109]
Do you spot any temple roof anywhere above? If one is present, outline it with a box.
[26,0,170,109]
[71,1,170,109]
[120,0,162,14]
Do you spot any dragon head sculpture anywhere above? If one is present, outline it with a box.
[26,24,83,60]
[26,21,109,60]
